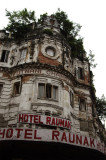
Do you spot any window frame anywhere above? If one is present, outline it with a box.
[80,121,88,131]
[12,81,21,96]
[0,50,9,63]
[78,67,84,80]
[38,83,58,101]
[70,91,74,107]
[52,85,58,100]
[0,83,3,97]
[20,48,27,60]
[45,47,55,57]
[79,98,86,112]
[38,83,45,98]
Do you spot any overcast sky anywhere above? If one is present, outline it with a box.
[0,0,106,98]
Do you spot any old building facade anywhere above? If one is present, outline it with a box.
[0,16,105,160]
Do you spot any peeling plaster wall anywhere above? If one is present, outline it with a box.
[0,17,105,145]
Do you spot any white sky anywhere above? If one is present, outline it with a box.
[0,0,106,98]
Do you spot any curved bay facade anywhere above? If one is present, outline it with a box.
[0,16,105,160]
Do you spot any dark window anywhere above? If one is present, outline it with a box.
[38,83,58,100]
[74,68,77,77]
[13,82,21,96]
[80,121,88,131]
[0,50,9,62]
[70,91,74,107]
[79,98,86,111]
[92,104,96,117]
[78,67,84,80]
[50,19,55,25]
[0,84,3,96]
[46,84,52,98]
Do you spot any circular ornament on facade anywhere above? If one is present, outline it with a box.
[41,43,60,59]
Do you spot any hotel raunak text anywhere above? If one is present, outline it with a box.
[0,113,105,155]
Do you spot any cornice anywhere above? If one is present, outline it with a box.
[0,62,90,90]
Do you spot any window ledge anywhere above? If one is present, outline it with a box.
[37,97,58,102]
[12,94,21,97]
[79,110,86,113]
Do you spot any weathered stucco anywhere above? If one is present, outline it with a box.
[0,16,105,154]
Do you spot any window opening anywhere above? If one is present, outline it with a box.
[80,121,88,131]
[46,47,55,57]
[20,48,27,60]
[70,91,74,107]
[78,67,84,80]
[38,83,45,98]
[46,84,52,98]
[53,86,58,100]
[0,84,3,96]
[0,50,9,62]
[13,82,21,95]
[50,19,55,25]
[79,98,86,111]
[38,83,58,100]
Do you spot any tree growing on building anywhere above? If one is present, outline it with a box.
[5,8,36,38]
[96,95,106,120]
[4,9,106,124]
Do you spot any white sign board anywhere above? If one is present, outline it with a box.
[18,113,71,130]
[0,128,105,155]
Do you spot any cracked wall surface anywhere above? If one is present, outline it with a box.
[0,16,105,149]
